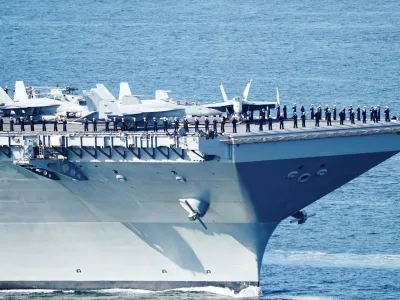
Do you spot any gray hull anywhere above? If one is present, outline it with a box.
[0,123,399,292]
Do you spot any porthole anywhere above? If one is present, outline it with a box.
[287,171,299,179]
[317,169,328,176]
[298,173,311,183]
[298,165,304,170]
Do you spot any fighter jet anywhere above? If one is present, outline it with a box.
[0,81,90,121]
[83,83,186,121]
[203,80,278,117]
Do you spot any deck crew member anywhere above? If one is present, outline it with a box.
[105,118,110,132]
[84,118,89,132]
[370,106,374,121]
[20,117,25,131]
[204,116,210,132]
[245,116,251,132]
[0,116,3,131]
[362,106,367,123]
[384,106,390,122]
[183,117,189,132]
[163,118,168,132]
[310,104,315,120]
[279,114,284,129]
[212,117,218,133]
[266,107,270,120]
[194,117,199,132]
[333,105,337,120]
[372,107,377,123]
[260,108,266,125]
[342,105,346,120]
[268,115,273,130]
[113,117,118,132]
[232,116,238,133]
[324,105,329,120]
[292,103,297,113]
[315,109,320,127]
[10,117,14,131]
[259,116,263,131]
[276,104,281,119]
[349,105,356,124]
[300,105,305,115]
[220,116,226,133]
[357,105,361,121]
[3,86,8,94]
[42,117,46,131]
[63,118,67,131]
[339,108,345,125]
[292,111,298,128]
[93,118,97,132]
[348,105,354,124]
[301,112,306,127]
[53,118,58,131]
[153,117,158,132]
[327,109,332,126]
[30,116,34,131]
[377,105,381,121]
[143,117,148,132]
[283,105,287,119]
[132,117,137,131]
[122,118,127,131]
[173,117,179,132]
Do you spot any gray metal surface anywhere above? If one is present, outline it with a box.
[0,120,398,292]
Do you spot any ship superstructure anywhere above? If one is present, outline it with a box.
[0,122,399,292]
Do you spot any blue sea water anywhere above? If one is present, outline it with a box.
[1,0,400,299]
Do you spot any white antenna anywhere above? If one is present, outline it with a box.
[276,87,280,105]
[243,79,252,101]
[220,83,228,102]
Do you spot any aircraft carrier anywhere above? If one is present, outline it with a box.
[0,120,399,293]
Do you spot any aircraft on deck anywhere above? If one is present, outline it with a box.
[83,83,186,121]
[124,81,279,118]
[202,80,278,117]
[26,86,86,106]
[0,81,91,121]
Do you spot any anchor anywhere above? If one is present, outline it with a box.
[179,198,209,230]
[290,210,315,224]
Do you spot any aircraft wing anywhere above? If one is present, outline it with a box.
[243,101,277,109]
[204,102,232,112]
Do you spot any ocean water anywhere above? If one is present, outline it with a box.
[1,0,400,299]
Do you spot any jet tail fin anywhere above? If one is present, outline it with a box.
[155,90,171,101]
[119,82,132,100]
[220,83,228,102]
[243,79,252,101]
[84,84,122,119]
[14,81,29,102]
[0,86,13,104]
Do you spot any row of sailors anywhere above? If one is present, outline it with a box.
[0,107,392,133]
[269,104,391,122]
[0,116,68,132]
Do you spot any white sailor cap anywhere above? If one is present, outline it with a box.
[334,105,336,107]
[358,105,360,107]
[153,117,156,120]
